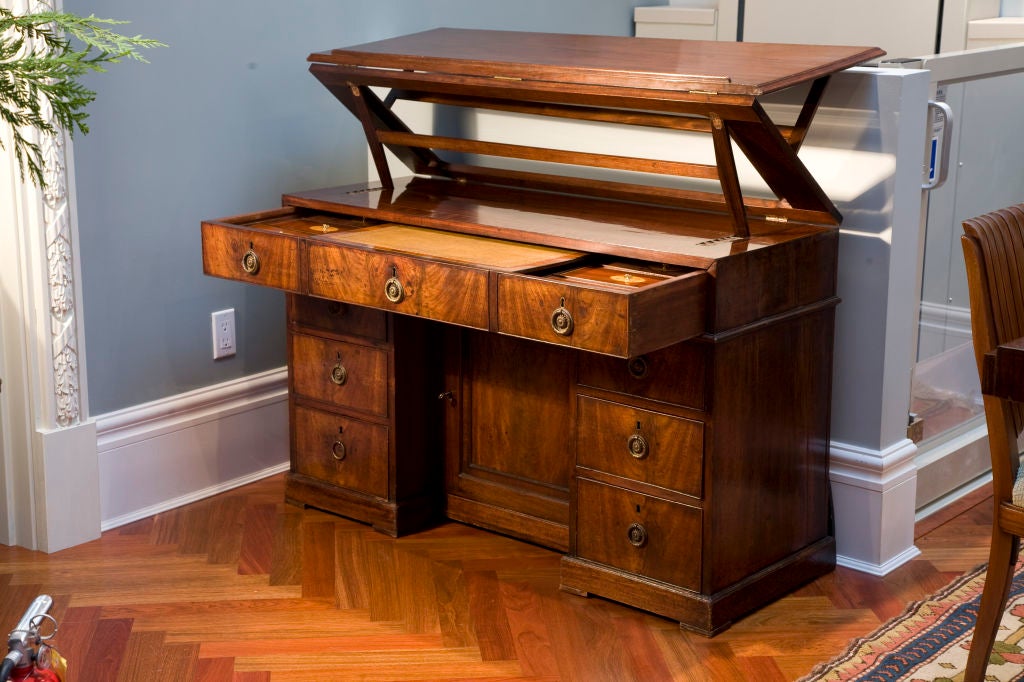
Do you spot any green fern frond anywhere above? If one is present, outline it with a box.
[0,8,165,188]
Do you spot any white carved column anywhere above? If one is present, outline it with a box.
[0,0,100,551]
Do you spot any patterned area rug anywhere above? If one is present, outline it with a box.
[801,562,1024,681]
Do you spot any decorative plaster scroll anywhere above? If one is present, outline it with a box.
[42,124,80,426]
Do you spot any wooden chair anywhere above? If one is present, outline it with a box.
[962,204,1024,681]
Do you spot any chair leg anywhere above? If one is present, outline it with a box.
[965,530,1020,682]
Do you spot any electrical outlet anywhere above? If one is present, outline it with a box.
[211,308,236,359]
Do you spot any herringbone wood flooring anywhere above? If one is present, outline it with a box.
[0,475,992,681]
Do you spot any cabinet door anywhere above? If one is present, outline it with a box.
[441,329,575,551]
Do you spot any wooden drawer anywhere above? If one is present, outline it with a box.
[577,396,703,498]
[577,341,706,411]
[202,207,373,292]
[306,223,581,330]
[307,241,489,329]
[576,479,701,590]
[497,260,707,358]
[202,208,302,292]
[288,294,388,342]
[290,333,388,416]
[292,405,388,498]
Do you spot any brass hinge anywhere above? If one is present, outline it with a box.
[493,75,523,81]
[765,215,789,224]
[688,89,718,96]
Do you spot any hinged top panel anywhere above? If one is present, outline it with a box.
[310,28,884,97]
[306,29,884,242]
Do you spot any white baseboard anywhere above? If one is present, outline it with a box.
[95,367,289,531]
[836,545,922,576]
[916,471,992,522]
[99,461,290,532]
[915,419,990,510]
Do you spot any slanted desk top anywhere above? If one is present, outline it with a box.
[313,27,882,97]
[303,28,884,243]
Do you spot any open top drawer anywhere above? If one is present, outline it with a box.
[307,222,583,330]
[201,208,373,292]
[202,207,709,356]
[498,259,707,357]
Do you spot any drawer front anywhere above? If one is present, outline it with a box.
[293,405,388,497]
[202,219,301,292]
[307,243,489,329]
[288,295,388,342]
[577,396,703,498]
[291,333,388,416]
[497,267,706,358]
[576,479,701,590]
[577,341,706,411]
[498,276,628,355]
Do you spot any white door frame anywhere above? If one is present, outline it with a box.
[0,0,100,551]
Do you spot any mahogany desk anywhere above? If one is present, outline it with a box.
[201,29,883,635]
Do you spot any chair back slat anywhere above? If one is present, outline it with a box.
[963,204,1024,451]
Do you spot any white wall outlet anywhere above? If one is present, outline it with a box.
[211,308,236,359]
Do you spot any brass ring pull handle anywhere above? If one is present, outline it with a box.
[241,243,260,275]
[628,432,649,460]
[384,265,405,303]
[551,297,574,336]
[330,361,348,386]
[628,420,648,459]
[437,391,455,404]
[627,522,648,548]
[331,426,346,461]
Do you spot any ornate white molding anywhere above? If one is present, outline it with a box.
[42,117,80,426]
[1,0,99,551]
[27,0,82,427]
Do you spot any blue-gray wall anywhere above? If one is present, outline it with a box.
[64,1,654,414]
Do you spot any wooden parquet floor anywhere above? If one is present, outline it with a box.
[0,475,992,681]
